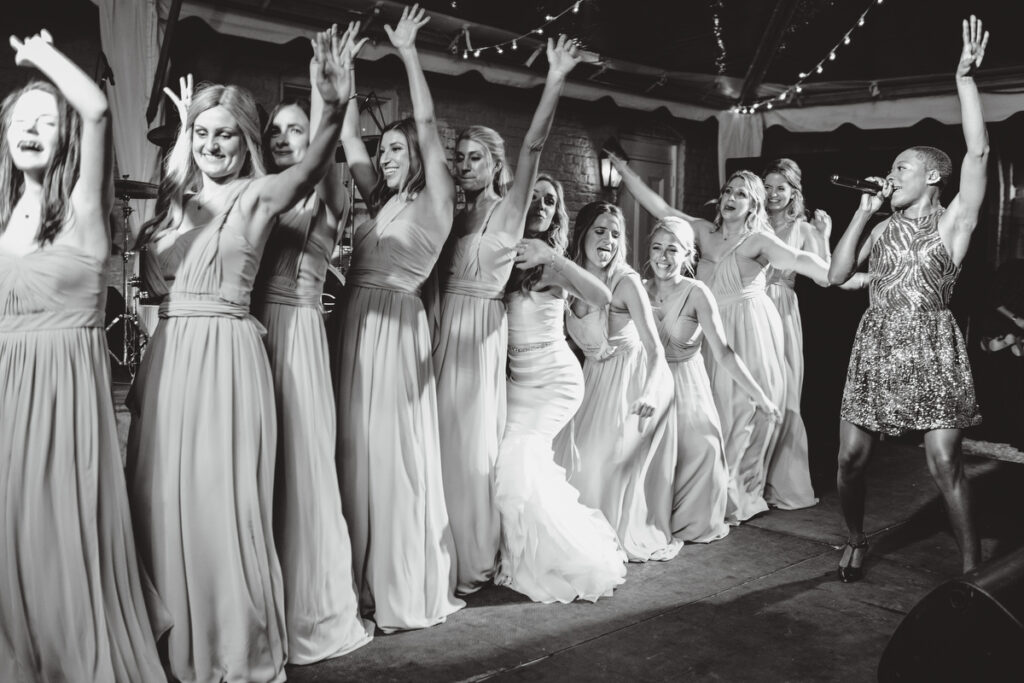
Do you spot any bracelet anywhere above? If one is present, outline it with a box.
[548,253,564,272]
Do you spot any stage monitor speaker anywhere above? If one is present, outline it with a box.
[877,546,1024,682]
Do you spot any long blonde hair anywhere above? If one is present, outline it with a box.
[137,83,264,247]
[713,170,772,235]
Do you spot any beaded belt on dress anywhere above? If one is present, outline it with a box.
[508,339,558,353]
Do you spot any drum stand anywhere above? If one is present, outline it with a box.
[106,195,150,378]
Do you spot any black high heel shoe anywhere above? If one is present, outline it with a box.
[837,538,869,583]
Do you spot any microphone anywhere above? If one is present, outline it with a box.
[830,175,884,193]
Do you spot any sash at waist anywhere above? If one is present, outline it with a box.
[159,294,249,319]
[346,267,422,296]
[0,308,102,333]
[259,276,323,308]
[443,277,505,300]
[665,348,701,363]
[715,286,768,307]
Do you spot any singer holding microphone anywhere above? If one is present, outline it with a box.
[828,16,989,582]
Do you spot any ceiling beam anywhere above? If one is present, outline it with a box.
[737,0,803,105]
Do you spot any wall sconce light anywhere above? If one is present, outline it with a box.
[599,138,628,191]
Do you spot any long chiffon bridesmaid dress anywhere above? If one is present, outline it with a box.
[1,244,166,683]
[764,222,818,510]
[128,182,288,683]
[254,195,373,662]
[696,234,786,524]
[561,265,681,562]
[650,278,730,542]
[433,202,516,594]
[334,194,464,632]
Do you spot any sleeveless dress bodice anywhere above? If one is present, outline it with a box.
[766,220,800,290]
[444,204,516,300]
[347,195,442,295]
[867,209,957,311]
[257,195,335,308]
[507,289,566,346]
[0,245,105,330]
[651,280,703,364]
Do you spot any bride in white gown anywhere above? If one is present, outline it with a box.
[494,175,627,603]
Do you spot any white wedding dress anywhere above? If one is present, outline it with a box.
[494,288,627,604]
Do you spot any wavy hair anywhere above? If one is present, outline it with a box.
[367,118,426,212]
[263,97,310,172]
[569,201,627,270]
[137,82,265,248]
[507,173,569,294]
[649,216,697,276]
[0,81,82,245]
[762,157,807,224]
[712,169,772,235]
[457,125,512,197]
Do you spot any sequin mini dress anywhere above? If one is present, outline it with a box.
[841,208,981,434]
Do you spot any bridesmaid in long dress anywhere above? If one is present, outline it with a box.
[436,35,580,594]
[253,25,372,663]
[128,28,350,682]
[495,176,626,603]
[0,31,165,683]
[609,155,830,523]
[644,217,780,542]
[334,6,464,632]
[559,202,681,562]
[761,158,831,510]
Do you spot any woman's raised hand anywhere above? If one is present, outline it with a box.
[385,3,429,52]
[311,25,345,106]
[547,34,582,80]
[163,73,193,123]
[956,15,989,78]
[9,29,54,68]
[811,209,832,237]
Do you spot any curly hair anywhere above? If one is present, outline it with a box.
[507,173,569,294]
[0,81,82,245]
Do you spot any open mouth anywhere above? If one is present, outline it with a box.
[17,140,43,152]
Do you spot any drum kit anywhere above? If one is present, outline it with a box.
[108,177,158,378]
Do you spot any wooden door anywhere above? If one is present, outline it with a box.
[616,135,677,274]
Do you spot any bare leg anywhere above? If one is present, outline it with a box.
[923,428,981,573]
[836,419,876,580]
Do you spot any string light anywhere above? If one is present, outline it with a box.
[450,0,591,62]
[739,0,886,114]
[712,0,727,75]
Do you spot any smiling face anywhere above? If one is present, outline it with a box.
[583,213,623,270]
[886,149,936,210]
[763,172,794,215]
[454,138,495,193]
[268,104,310,170]
[192,105,246,181]
[6,89,60,177]
[526,179,559,235]
[379,129,411,190]
[649,227,693,281]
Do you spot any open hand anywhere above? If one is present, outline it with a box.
[163,73,193,123]
[547,34,582,80]
[385,4,429,52]
[957,15,989,78]
[312,25,344,105]
[9,29,54,68]
[810,209,832,237]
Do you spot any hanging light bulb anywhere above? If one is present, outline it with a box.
[816,64,824,73]
[512,39,518,50]
[795,85,803,93]
[462,50,468,59]
[843,35,851,45]
[545,14,555,21]
[828,52,836,61]
[858,16,865,26]
[496,46,504,54]
[573,1,581,13]
[473,49,481,57]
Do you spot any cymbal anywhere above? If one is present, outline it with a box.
[147,123,177,148]
[115,178,159,200]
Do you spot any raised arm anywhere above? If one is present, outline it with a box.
[385,4,454,220]
[617,275,669,422]
[515,238,611,307]
[308,41,347,224]
[692,283,780,420]
[250,26,347,226]
[942,15,990,265]
[494,35,580,238]
[752,231,831,287]
[607,150,706,227]
[803,209,832,262]
[11,31,112,236]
